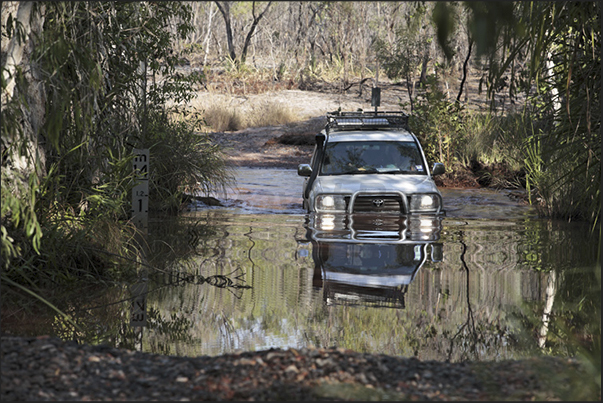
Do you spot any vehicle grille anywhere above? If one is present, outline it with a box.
[351,195,405,213]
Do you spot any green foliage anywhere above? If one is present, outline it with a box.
[431,1,600,227]
[375,2,433,112]
[375,32,421,81]
[222,55,255,78]
[2,1,229,296]
[458,112,499,166]
[2,153,141,287]
[1,51,44,269]
[408,75,465,166]
[514,2,600,225]
[143,111,232,213]
[432,1,516,60]
[1,171,43,266]
[431,2,458,60]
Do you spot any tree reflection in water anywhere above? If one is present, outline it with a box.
[38,206,599,364]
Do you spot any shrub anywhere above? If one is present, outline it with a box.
[245,101,298,128]
[203,103,243,132]
[202,98,298,132]
[408,75,465,167]
[143,111,233,213]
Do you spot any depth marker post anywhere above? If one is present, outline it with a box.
[131,149,149,233]
[131,149,149,347]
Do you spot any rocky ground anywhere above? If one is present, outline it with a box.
[1,334,596,401]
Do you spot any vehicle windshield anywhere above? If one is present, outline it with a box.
[320,141,426,175]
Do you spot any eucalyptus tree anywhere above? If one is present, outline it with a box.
[2,1,47,266]
[375,2,437,112]
[1,2,230,289]
[214,1,272,66]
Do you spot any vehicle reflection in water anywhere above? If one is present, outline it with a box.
[307,213,443,309]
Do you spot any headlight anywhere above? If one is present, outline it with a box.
[315,194,347,212]
[419,218,435,232]
[317,214,336,230]
[409,194,441,212]
[407,215,442,240]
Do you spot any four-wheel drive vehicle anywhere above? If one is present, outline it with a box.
[298,111,445,214]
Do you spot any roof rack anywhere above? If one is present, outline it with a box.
[326,110,409,132]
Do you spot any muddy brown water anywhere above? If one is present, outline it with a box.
[3,168,599,363]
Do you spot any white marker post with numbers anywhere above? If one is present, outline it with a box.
[131,149,149,345]
[131,149,149,233]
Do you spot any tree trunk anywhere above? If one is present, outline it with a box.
[2,2,47,179]
[545,50,561,117]
[456,38,473,104]
[240,2,272,65]
[2,2,34,104]
[215,1,237,62]
[405,71,414,113]
[203,2,217,66]
[419,53,429,85]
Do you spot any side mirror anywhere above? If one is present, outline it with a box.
[298,164,312,177]
[431,162,445,176]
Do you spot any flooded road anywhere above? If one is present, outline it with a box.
[8,168,600,364]
[198,167,539,220]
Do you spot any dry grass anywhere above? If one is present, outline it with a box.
[203,103,243,132]
[202,66,298,95]
[191,94,299,132]
[245,100,298,128]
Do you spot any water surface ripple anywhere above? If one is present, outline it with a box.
[6,168,598,365]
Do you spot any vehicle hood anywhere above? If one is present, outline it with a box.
[313,174,440,195]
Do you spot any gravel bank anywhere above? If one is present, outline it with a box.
[1,335,592,401]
